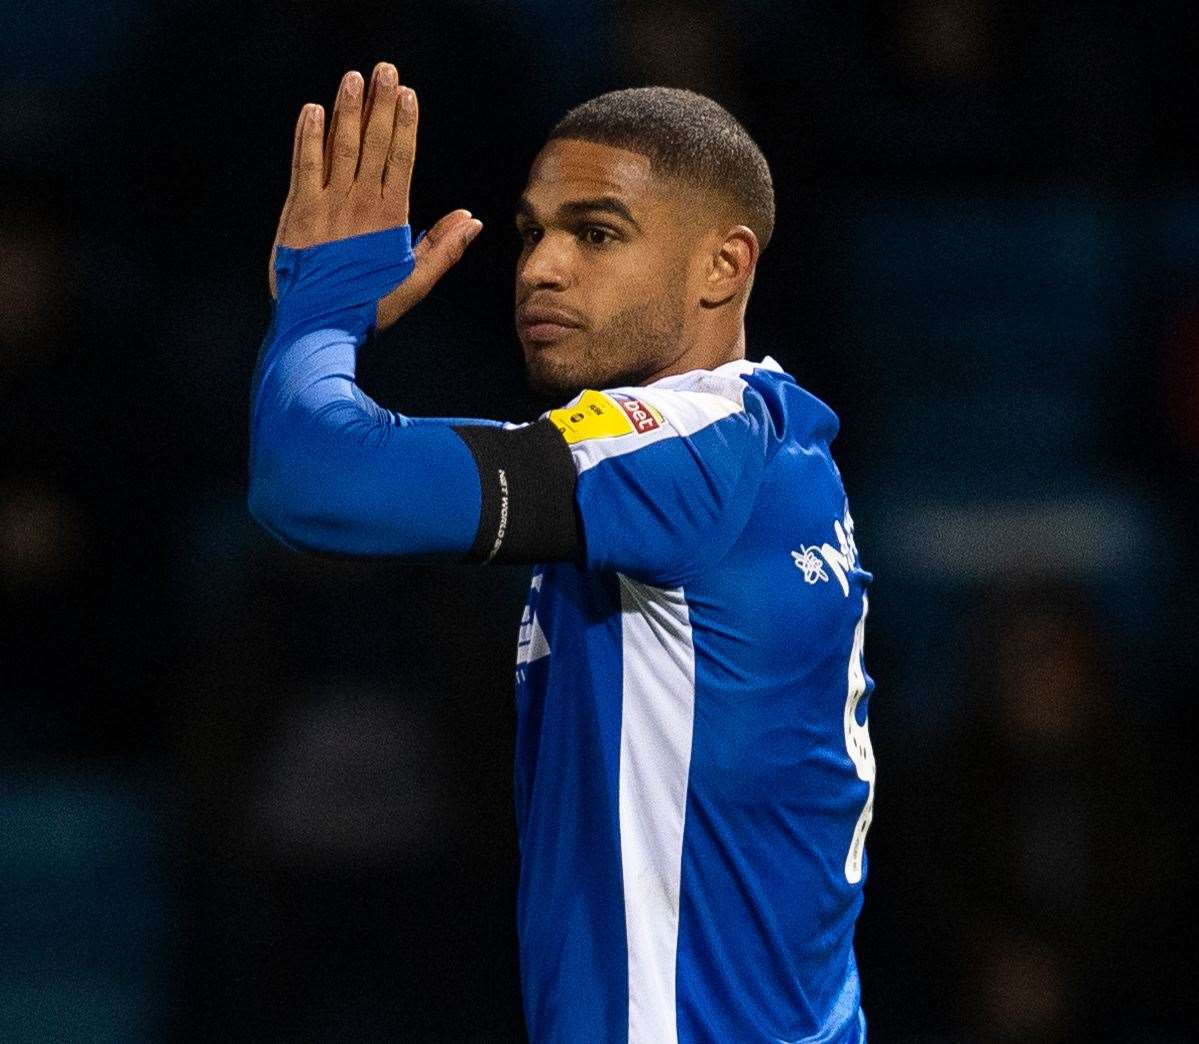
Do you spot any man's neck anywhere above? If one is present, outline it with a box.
[640,325,746,386]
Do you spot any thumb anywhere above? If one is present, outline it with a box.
[376,211,482,331]
[413,212,482,279]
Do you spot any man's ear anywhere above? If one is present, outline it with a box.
[700,225,758,308]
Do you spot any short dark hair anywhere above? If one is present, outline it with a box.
[547,86,776,252]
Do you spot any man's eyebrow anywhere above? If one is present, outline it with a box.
[515,194,642,233]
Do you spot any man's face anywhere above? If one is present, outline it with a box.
[514,138,703,398]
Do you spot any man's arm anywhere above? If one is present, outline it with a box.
[248,63,580,564]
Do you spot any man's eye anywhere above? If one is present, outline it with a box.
[518,227,542,246]
[581,226,615,246]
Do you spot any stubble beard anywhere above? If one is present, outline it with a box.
[524,289,687,401]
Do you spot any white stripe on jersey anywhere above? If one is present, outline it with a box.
[540,355,785,477]
[617,574,697,1044]
[568,387,747,475]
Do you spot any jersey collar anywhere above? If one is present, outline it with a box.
[645,354,786,388]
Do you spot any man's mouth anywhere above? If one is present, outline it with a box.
[520,321,581,344]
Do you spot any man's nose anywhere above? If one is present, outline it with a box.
[518,234,572,291]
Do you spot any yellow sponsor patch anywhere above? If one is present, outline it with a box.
[548,389,635,444]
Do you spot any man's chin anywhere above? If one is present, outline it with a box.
[524,366,582,401]
[522,346,586,400]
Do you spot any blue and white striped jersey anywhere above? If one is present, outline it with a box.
[514,355,875,1043]
[250,228,873,1041]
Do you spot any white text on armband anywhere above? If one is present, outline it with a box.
[485,467,510,563]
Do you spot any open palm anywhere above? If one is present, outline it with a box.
[267,62,482,332]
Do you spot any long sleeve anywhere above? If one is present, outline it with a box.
[247,224,580,564]
[248,225,490,558]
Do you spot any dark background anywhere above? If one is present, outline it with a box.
[2,1,1196,1040]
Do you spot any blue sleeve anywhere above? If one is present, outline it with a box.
[247,225,502,558]
[547,384,773,587]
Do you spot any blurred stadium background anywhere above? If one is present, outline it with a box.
[1,1,1196,1040]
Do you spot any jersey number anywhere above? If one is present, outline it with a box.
[843,594,874,884]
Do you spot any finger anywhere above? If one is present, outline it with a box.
[412,209,474,262]
[360,61,392,145]
[326,71,363,190]
[383,86,418,221]
[274,104,309,252]
[377,213,482,330]
[321,96,339,187]
[274,104,323,285]
[414,213,482,286]
[358,63,398,186]
[291,103,323,199]
[284,106,324,243]
[360,63,381,120]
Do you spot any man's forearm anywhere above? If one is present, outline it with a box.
[248,225,493,558]
[250,72,578,565]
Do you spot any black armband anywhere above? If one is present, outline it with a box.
[451,418,581,565]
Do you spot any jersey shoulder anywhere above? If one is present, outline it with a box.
[537,356,843,585]
[540,355,826,474]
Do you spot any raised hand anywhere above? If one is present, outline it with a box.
[268,62,483,332]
